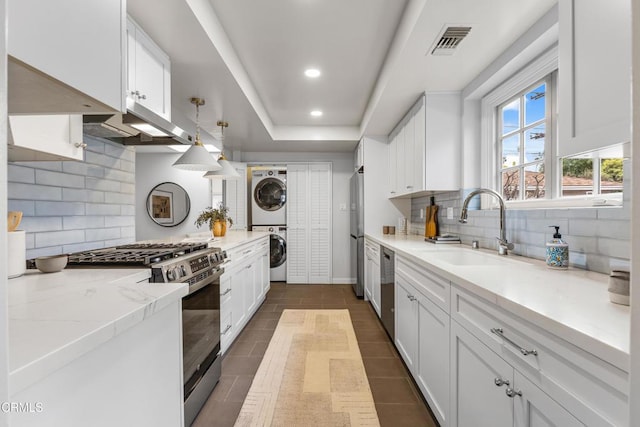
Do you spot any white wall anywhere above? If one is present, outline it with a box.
[242,151,353,283]
[629,0,639,423]
[135,153,222,241]
[1,0,9,423]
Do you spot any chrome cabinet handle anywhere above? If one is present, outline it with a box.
[222,324,232,335]
[490,328,538,356]
[221,288,231,296]
[242,250,252,255]
[140,94,147,100]
[245,265,251,269]
[494,378,510,387]
[505,388,522,398]
[407,295,416,302]
[406,185,412,189]
[74,142,88,149]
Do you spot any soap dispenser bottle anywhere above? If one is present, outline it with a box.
[546,226,569,269]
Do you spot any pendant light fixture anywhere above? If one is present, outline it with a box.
[203,121,241,179]
[172,98,222,171]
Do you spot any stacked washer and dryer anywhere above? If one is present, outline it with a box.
[251,169,287,282]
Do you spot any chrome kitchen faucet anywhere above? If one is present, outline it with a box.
[459,188,514,255]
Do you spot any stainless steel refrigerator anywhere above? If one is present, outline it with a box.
[350,170,364,297]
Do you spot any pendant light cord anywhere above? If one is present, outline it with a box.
[195,101,202,146]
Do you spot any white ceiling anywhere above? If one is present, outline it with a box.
[128,0,557,154]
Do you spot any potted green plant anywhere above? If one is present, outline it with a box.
[195,203,234,237]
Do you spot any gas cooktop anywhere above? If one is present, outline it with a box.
[66,242,209,267]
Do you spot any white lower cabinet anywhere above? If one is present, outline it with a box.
[395,260,449,426]
[450,321,581,427]
[364,239,381,316]
[220,237,269,354]
[391,254,627,427]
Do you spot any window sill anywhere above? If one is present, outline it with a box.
[503,194,623,210]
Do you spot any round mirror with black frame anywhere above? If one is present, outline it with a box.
[146,182,191,227]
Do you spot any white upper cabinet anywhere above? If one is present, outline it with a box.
[388,93,461,198]
[354,139,364,171]
[558,0,631,157]
[7,0,125,114]
[126,17,172,120]
[8,115,85,161]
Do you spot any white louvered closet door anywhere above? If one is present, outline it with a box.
[309,163,332,283]
[224,162,247,230]
[286,164,310,284]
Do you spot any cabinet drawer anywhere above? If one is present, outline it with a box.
[451,285,628,427]
[396,256,449,312]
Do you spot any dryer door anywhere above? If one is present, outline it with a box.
[269,234,286,268]
[254,178,286,211]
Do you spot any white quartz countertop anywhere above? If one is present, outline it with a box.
[366,233,630,371]
[181,230,270,251]
[8,268,187,394]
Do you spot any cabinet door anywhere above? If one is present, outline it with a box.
[127,17,171,120]
[395,275,418,371]
[309,163,332,284]
[286,164,309,283]
[413,103,425,191]
[8,115,85,161]
[371,258,381,317]
[364,251,373,301]
[416,292,449,426]
[396,127,406,194]
[224,162,248,230]
[450,321,513,427]
[404,114,415,193]
[389,134,398,196]
[558,0,630,156]
[230,268,246,332]
[261,249,270,295]
[9,0,125,112]
[513,372,583,427]
[244,261,257,315]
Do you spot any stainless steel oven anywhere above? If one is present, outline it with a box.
[65,242,226,426]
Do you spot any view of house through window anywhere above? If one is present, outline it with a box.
[497,74,624,202]
[499,79,548,201]
[561,153,624,197]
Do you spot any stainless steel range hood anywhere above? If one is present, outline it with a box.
[83,101,193,146]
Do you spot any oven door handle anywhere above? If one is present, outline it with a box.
[186,270,223,296]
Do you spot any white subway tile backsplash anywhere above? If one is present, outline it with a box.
[103,169,134,183]
[19,217,63,233]
[85,203,122,216]
[104,237,135,247]
[62,188,105,203]
[8,183,62,201]
[104,192,134,205]
[35,169,85,189]
[8,200,35,216]
[35,230,86,247]
[8,165,35,183]
[35,201,85,216]
[8,136,135,258]
[63,216,105,230]
[412,190,630,274]
[104,216,135,227]
[85,177,121,192]
[85,227,121,242]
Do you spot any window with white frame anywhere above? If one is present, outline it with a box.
[482,46,624,207]
[498,77,552,201]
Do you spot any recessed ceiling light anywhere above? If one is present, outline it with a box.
[310,110,323,117]
[304,68,321,78]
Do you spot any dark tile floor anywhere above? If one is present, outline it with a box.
[193,283,438,427]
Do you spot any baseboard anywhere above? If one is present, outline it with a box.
[333,277,356,285]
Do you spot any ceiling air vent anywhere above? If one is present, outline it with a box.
[429,26,472,56]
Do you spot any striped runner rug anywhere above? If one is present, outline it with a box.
[234,309,380,427]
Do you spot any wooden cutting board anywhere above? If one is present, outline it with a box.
[7,211,22,232]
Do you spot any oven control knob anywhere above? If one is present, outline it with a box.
[166,267,177,281]
[180,265,187,277]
